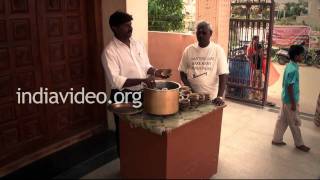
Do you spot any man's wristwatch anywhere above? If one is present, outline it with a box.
[153,68,158,77]
[217,96,224,100]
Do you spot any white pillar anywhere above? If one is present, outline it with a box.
[101,0,126,47]
[101,0,148,48]
[196,0,231,53]
[126,0,148,48]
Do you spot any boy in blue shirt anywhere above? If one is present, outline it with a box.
[272,45,310,152]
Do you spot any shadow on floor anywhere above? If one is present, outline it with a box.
[3,131,118,179]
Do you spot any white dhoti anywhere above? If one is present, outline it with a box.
[273,103,304,146]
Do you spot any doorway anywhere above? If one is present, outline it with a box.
[0,0,105,175]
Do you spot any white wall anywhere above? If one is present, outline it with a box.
[101,0,126,47]
[101,0,148,130]
[126,0,149,48]
[101,0,148,47]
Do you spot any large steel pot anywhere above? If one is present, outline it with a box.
[143,80,181,115]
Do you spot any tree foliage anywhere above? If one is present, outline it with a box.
[278,1,308,19]
[148,0,185,32]
[231,5,270,20]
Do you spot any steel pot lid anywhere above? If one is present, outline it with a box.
[144,80,181,91]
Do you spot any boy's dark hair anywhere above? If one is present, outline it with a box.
[288,45,305,61]
[109,11,133,28]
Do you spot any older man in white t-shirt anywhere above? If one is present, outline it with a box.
[178,21,229,106]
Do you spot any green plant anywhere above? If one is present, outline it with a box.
[278,2,307,18]
[308,48,320,66]
[148,0,185,32]
[275,16,297,25]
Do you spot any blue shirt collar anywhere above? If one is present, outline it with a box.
[289,61,298,68]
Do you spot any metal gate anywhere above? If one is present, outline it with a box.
[226,0,275,106]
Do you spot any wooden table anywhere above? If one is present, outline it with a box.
[119,104,225,179]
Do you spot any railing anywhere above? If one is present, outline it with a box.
[227,0,275,106]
